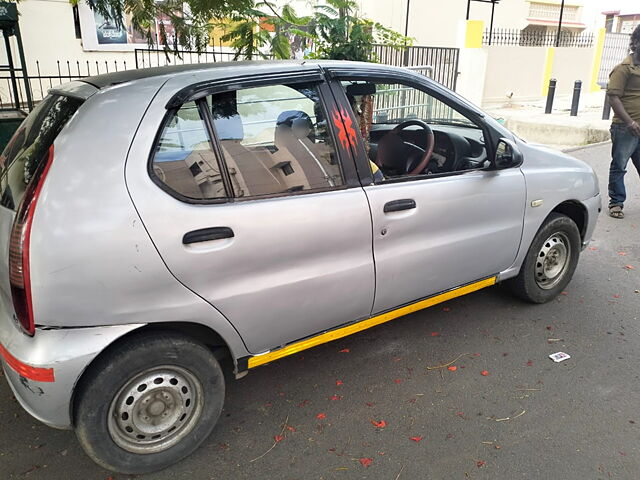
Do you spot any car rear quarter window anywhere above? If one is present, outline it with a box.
[0,94,83,210]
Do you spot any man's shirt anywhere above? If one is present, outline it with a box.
[608,55,640,125]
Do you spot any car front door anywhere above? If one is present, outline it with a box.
[127,69,375,354]
[328,69,526,314]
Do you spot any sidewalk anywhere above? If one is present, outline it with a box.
[483,91,612,151]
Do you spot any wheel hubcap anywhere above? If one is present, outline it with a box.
[534,232,571,290]
[107,366,203,454]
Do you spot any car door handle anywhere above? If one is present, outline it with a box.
[383,199,416,213]
[183,227,234,244]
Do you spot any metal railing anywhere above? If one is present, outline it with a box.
[597,32,631,87]
[372,44,459,91]
[1,44,459,111]
[134,47,273,69]
[483,28,594,47]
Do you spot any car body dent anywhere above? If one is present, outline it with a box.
[0,322,144,429]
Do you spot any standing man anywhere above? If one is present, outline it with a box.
[607,25,640,219]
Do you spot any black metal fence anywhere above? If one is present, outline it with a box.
[1,44,460,111]
[134,47,273,69]
[372,44,459,91]
[483,28,594,48]
[597,32,631,87]
[0,59,134,110]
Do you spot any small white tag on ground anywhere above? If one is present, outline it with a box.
[549,352,571,363]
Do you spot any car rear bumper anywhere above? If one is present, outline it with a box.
[0,321,143,429]
[582,193,601,248]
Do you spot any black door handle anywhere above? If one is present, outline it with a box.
[183,227,234,245]
[384,199,416,213]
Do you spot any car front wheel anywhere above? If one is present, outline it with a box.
[508,213,581,303]
[74,331,225,474]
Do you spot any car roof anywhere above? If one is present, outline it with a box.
[79,60,403,89]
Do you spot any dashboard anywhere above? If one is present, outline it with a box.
[369,123,488,175]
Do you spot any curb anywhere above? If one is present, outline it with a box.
[561,140,611,153]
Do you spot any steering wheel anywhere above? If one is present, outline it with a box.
[377,119,435,176]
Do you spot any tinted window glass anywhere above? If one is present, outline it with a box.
[210,83,343,198]
[0,94,83,210]
[151,102,227,200]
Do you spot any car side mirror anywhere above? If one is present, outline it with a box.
[492,138,523,170]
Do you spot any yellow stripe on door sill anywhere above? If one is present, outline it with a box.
[247,276,497,369]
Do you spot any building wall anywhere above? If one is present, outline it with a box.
[481,43,597,104]
[357,0,606,48]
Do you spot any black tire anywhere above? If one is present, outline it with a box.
[507,213,581,304]
[74,331,225,474]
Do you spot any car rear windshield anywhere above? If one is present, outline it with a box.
[0,94,83,211]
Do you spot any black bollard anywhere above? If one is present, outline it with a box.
[602,85,611,120]
[570,80,582,117]
[545,78,557,114]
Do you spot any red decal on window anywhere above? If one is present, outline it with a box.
[332,108,358,151]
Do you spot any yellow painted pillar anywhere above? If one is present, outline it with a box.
[590,28,607,92]
[541,47,555,97]
[465,20,484,49]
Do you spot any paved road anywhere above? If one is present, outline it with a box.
[2,143,639,480]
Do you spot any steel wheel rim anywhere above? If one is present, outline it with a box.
[535,231,571,290]
[107,365,204,454]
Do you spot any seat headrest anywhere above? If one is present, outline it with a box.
[213,114,244,141]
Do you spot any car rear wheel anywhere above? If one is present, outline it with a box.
[507,213,581,303]
[74,331,225,474]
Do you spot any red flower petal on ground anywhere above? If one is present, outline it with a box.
[561,291,568,295]
[613,294,621,298]
[359,458,373,468]
[477,460,486,468]
[339,348,350,353]
[336,380,343,386]
[286,426,296,432]
[588,246,597,251]
[366,402,375,407]
[448,366,457,371]
[274,435,284,443]
[527,360,533,366]
[473,353,481,357]
[546,326,553,330]
[431,332,440,337]
[618,251,628,256]
[410,436,423,443]
[316,413,326,419]
[297,399,310,407]
[625,265,635,270]
[371,420,386,428]
[481,370,490,376]
[330,395,341,401]
[394,379,402,384]
[456,412,465,417]
[442,307,451,312]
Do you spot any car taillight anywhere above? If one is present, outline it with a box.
[9,145,54,336]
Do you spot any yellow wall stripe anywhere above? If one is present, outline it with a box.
[541,47,555,97]
[248,276,497,369]
[465,20,485,49]
[590,28,606,92]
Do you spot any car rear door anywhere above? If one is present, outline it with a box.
[326,68,526,314]
[127,67,375,355]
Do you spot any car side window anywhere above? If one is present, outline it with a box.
[341,80,487,182]
[151,102,227,200]
[209,83,344,198]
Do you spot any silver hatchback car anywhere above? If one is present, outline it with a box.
[0,61,600,473]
